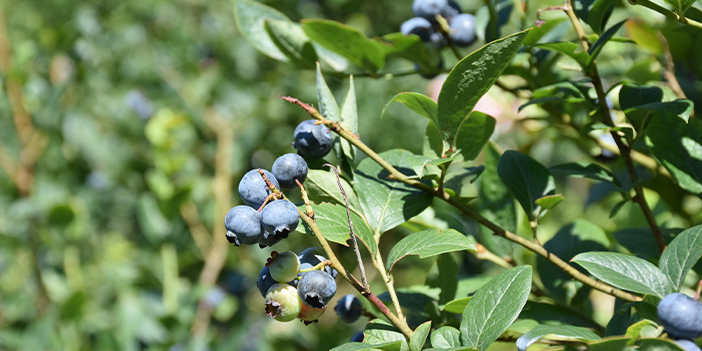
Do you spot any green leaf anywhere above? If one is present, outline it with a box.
[302,19,385,73]
[339,74,358,175]
[264,19,317,68]
[537,220,609,303]
[331,341,404,351]
[572,252,671,298]
[441,297,472,314]
[661,0,697,15]
[550,162,622,186]
[516,325,601,351]
[533,42,590,71]
[316,63,340,122]
[625,320,661,341]
[454,112,496,161]
[406,155,455,179]
[426,254,459,305]
[646,114,702,195]
[613,227,680,259]
[364,319,409,351]
[383,92,439,130]
[376,32,430,66]
[637,338,687,351]
[460,266,532,351]
[587,0,617,33]
[659,223,702,291]
[355,149,433,236]
[626,100,694,124]
[233,0,290,62]
[519,301,603,329]
[588,337,631,351]
[302,203,377,256]
[523,18,567,45]
[586,20,627,67]
[305,170,363,217]
[378,286,439,316]
[386,229,476,271]
[431,326,462,349]
[478,142,516,257]
[410,321,432,351]
[497,150,556,221]
[535,194,564,210]
[424,121,447,159]
[437,29,530,141]
[618,84,663,110]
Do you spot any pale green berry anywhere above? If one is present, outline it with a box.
[265,283,302,322]
[267,251,300,283]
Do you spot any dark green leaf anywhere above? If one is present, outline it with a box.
[613,227,680,259]
[519,301,604,329]
[431,326,462,348]
[301,203,377,256]
[646,114,702,195]
[497,150,556,221]
[587,337,631,351]
[533,42,590,71]
[233,0,290,62]
[426,254,459,305]
[478,143,516,257]
[609,199,628,218]
[437,29,530,140]
[588,0,617,33]
[618,84,663,110]
[410,321,431,351]
[659,224,702,291]
[454,112,496,161]
[264,19,317,68]
[550,162,622,186]
[302,19,385,73]
[386,229,476,271]
[516,325,601,351]
[460,266,532,351]
[572,252,671,298]
[424,121,447,159]
[587,20,627,66]
[383,92,439,130]
[355,149,433,236]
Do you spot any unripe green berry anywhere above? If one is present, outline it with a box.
[267,251,301,283]
[265,283,301,322]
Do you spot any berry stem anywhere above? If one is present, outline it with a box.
[282,95,643,303]
[257,168,283,199]
[296,179,315,219]
[696,279,702,300]
[298,260,331,273]
[257,193,277,212]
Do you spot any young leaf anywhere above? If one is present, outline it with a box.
[535,194,564,211]
[264,19,317,68]
[453,112,496,161]
[386,229,476,271]
[646,115,702,195]
[431,326,462,348]
[305,170,363,217]
[659,223,702,292]
[533,42,590,71]
[441,297,472,313]
[437,29,530,141]
[301,203,377,256]
[355,149,433,236]
[382,92,440,131]
[516,325,601,351]
[586,20,627,67]
[316,63,340,123]
[478,142,516,257]
[233,0,290,62]
[302,19,385,73]
[550,162,622,186]
[460,266,532,351]
[497,150,556,221]
[571,252,671,298]
[410,321,432,351]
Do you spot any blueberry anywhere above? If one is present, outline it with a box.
[224,205,263,246]
[299,247,338,279]
[400,17,433,42]
[267,251,301,283]
[261,200,299,241]
[412,0,449,23]
[448,13,477,47]
[441,0,461,18]
[335,294,363,323]
[429,31,448,48]
[239,169,279,209]
[350,331,365,342]
[297,303,327,325]
[265,283,302,322]
[658,293,702,340]
[257,266,278,297]
[257,229,285,249]
[297,270,337,308]
[675,339,702,351]
[292,120,333,159]
[272,153,308,188]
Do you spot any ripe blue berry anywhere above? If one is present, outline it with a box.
[238,169,279,209]
[257,266,277,297]
[272,153,308,188]
[675,339,701,351]
[267,251,301,283]
[298,270,337,308]
[658,293,702,340]
[335,294,363,323]
[299,247,338,279]
[261,200,299,240]
[350,331,365,342]
[265,283,302,322]
[223,205,263,246]
[257,229,285,248]
[448,14,477,47]
[400,17,433,42]
[292,120,333,159]
[412,0,449,23]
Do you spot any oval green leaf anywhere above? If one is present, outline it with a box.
[386,229,476,271]
[516,325,601,351]
[659,223,702,292]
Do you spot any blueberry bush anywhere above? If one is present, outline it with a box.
[2,0,702,349]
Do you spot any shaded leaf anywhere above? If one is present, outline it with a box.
[264,19,317,68]
[454,112,496,161]
[646,114,702,195]
[426,254,460,305]
[478,143,516,257]
[659,224,702,291]
[386,229,476,271]
[302,19,385,73]
[383,92,439,131]
[497,150,556,221]
[533,42,590,71]
[587,20,627,67]
[516,325,601,351]
[376,32,430,65]
[233,0,290,62]
[550,162,622,186]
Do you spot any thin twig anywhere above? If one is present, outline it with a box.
[325,164,368,292]
[475,243,513,269]
[282,95,643,303]
[296,179,315,219]
[564,1,666,253]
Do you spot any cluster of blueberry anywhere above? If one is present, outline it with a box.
[401,0,477,48]
[657,293,702,351]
